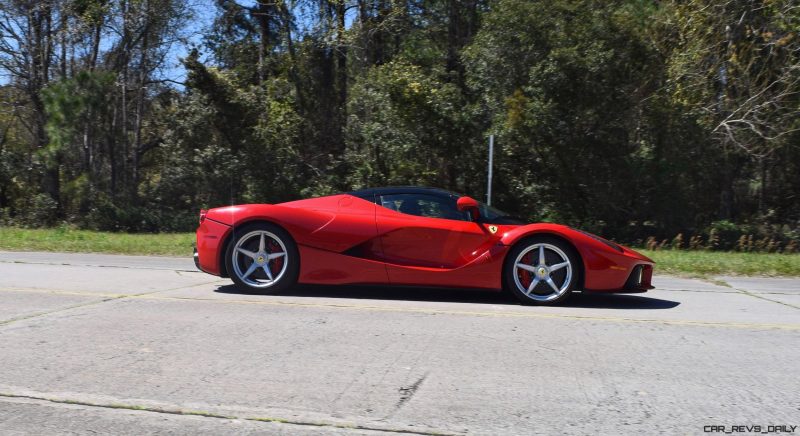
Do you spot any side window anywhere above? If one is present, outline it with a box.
[380,194,469,221]
[352,194,378,204]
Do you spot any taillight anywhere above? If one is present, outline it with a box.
[199,209,207,224]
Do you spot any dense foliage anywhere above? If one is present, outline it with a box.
[1,0,798,250]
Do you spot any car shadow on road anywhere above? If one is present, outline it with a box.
[569,292,680,309]
[214,284,680,310]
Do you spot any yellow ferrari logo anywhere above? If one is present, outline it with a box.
[488,225,498,234]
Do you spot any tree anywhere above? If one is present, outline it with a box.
[662,0,800,218]
[0,0,797,249]
[464,0,666,235]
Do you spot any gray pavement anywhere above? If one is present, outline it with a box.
[0,251,798,435]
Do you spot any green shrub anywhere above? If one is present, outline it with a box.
[25,193,59,227]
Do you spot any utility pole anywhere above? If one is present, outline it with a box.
[487,134,494,206]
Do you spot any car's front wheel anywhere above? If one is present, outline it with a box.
[225,222,299,293]
[504,236,580,305]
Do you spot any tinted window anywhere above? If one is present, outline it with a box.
[380,193,469,221]
[352,194,377,204]
[476,201,525,224]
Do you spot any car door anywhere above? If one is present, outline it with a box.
[375,192,501,283]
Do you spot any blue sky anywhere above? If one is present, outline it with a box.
[0,0,216,86]
[163,0,348,86]
[162,0,218,85]
[0,1,353,87]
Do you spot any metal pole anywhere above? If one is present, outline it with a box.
[487,134,494,206]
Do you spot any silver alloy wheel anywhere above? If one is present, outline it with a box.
[512,243,573,302]
[231,230,288,288]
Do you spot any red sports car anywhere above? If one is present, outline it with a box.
[194,186,654,305]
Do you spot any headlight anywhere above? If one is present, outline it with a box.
[574,229,624,253]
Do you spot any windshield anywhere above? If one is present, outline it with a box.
[476,201,525,225]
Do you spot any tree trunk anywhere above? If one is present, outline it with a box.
[59,12,67,78]
[335,0,347,152]
[90,21,102,71]
[254,1,270,84]
[109,103,118,197]
[120,0,130,191]
[29,3,59,213]
[132,1,151,199]
[446,0,460,75]
[279,1,304,110]
[759,155,767,215]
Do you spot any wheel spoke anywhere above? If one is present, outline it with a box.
[545,277,560,293]
[526,277,540,294]
[516,263,537,273]
[236,247,257,259]
[512,242,574,301]
[233,229,289,288]
[262,264,274,281]
[242,262,259,279]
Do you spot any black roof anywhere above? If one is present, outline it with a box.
[347,186,462,198]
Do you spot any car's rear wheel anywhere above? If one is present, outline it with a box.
[225,223,299,293]
[504,236,579,305]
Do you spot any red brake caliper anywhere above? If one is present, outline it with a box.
[518,253,532,288]
[268,240,283,274]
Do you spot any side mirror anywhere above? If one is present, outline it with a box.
[457,196,480,221]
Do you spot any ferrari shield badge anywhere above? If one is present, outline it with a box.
[488,225,498,234]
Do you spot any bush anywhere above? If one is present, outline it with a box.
[85,195,197,233]
[643,220,800,253]
[706,220,745,251]
[25,193,59,227]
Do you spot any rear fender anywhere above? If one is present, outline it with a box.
[207,196,379,254]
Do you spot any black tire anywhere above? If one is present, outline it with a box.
[503,235,580,305]
[225,222,300,293]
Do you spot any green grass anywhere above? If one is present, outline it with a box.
[0,227,194,257]
[640,249,800,277]
[1,227,798,276]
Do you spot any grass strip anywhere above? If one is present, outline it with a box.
[1,227,798,276]
[0,227,194,257]
[640,249,800,277]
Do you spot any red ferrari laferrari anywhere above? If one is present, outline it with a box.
[194,186,654,305]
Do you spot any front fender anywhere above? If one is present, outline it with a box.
[499,223,579,247]
[499,224,654,291]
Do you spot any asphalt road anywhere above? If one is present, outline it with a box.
[0,251,798,435]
